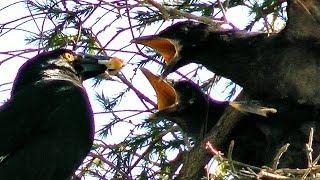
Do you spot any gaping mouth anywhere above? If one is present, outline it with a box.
[140,67,177,111]
[132,36,181,79]
[131,36,178,64]
[229,101,278,117]
[141,67,277,118]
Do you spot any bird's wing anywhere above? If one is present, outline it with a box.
[0,86,48,156]
[285,0,320,39]
[0,88,93,179]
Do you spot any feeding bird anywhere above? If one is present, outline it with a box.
[131,20,320,107]
[0,49,124,179]
[141,68,320,168]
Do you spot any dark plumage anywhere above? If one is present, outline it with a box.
[131,21,320,107]
[141,68,320,168]
[0,49,123,179]
[153,80,228,140]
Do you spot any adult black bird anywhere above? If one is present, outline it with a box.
[141,68,320,168]
[0,49,124,179]
[131,2,320,107]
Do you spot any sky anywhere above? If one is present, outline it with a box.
[0,0,285,178]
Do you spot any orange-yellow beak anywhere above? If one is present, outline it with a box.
[140,68,177,111]
[132,36,181,79]
[105,57,125,76]
[131,36,178,65]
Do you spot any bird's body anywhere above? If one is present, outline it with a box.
[142,68,319,168]
[0,49,121,179]
[227,101,319,168]
[167,81,319,168]
[134,0,320,172]
[0,80,93,179]
[132,21,320,106]
[176,29,320,106]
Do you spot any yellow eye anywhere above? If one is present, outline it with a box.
[63,52,75,62]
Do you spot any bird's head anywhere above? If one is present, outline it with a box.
[140,68,208,119]
[12,49,124,94]
[132,21,211,78]
[141,67,217,139]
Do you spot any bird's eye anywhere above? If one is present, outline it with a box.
[188,99,195,105]
[63,52,75,62]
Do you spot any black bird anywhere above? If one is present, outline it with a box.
[131,20,320,107]
[141,68,275,139]
[141,68,320,168]
[0,49,124,179]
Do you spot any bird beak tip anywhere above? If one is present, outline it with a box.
[75,53,124,79]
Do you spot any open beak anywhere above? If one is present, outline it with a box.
[75,53,125,79]
[140,68,177,111]
[229,101,277,117]
[141,67,276,118]
[132,36,181,79]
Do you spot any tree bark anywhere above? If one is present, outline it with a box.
[178,93,247,179]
